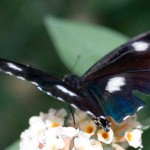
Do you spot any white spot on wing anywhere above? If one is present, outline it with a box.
[123,115,130,121]
[31,82,38,86]
[7,63,22,71]
[38,86,43,91]
[57,97,64,102]
[100,116,106,119]
[132,41,149,52]
[56,85,77,97]
[46,92,52,96]
[106,76,126,93]
[71,104,78,109]
[86,111,94,116]
[5,71,13,75]
[137,106,144,111]
[17,76,25,80]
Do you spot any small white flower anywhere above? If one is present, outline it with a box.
[97,128,113,144]
[74,135,103,150]
[20,108,68,150]
[39,108,67,129]
[57,127,77,150]
[28,117,46,137]
[45,119,62,128]
[44,136,64,150]
[90,139,103,150]
[20,138,39,150]
[45,127,59,139]
[29,116,43,125]
[125,128,143,148]
[47,108,67,119]
[79,120,97,136]
[58,127,77,138]
[55,108,68,118]
[74,109,87,123]
[74,135,91,150]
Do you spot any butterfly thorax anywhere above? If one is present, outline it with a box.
[63,74,81,89]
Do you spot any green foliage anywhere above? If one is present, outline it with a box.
[45,17,128,75]
[5,141,19,150]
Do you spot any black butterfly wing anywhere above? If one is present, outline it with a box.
[82,31,150,80]
[81,31,150,122]
[0,58,102,117]
[88,73,146,122]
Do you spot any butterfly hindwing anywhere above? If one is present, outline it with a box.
[89,75,145,122]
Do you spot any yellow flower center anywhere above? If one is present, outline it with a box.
[127,132,133,142]
[101,131,109,140]
[51,122,60,128]
[85,126,94,133]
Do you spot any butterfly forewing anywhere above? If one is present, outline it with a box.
[81,32,150,122]
[82,31,150,80]
[0,58,102,118]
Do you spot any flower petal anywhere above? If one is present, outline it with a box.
[97,128,113,144]
[125,129,143,148]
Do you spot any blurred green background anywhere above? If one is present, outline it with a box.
[0,0,150,149]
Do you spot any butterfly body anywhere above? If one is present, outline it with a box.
[0,31,150,132]
[61,74,111,131]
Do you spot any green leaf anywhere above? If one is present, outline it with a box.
[5,141,19,150]
[45,16,129,75]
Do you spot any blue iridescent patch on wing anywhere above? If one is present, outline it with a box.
[90,84,145,122]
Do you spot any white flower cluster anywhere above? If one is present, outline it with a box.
[20,108,144,150]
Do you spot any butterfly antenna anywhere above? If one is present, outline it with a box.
[69,55,80,73]
[68,105,75,126]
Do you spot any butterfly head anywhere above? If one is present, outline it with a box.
[93,116,110,132]
[63,74,81,88]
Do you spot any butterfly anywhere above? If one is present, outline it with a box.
[0,31,150,132]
